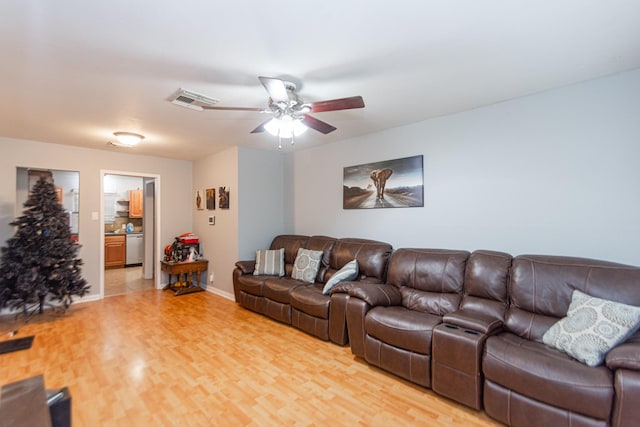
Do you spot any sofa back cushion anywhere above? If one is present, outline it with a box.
[304,235,337,283]
[460,250,512,321]
[387,248,469,315]
[269,235,309,277]
[326,238,392,283]
[506,255,640,342]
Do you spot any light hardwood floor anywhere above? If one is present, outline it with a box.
[104,266,154,297]
[0,290,502,426]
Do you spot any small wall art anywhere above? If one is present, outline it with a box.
[343,155,424,209]
[195,189,204,210]
[219,186,230,209]
[205,188,216,210]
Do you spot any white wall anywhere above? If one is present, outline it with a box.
[237,146,287,259]
[192,146,286,299]
[104,174,143,196]
[290,69,640,266]
[0,138,193,298]
[192,146,239,298]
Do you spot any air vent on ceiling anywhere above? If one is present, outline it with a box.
[171,88,219,111]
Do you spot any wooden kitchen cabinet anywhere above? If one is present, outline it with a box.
[105,235,126,269]
[128,189,143,218]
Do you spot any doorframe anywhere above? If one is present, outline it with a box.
[99,170,162,298]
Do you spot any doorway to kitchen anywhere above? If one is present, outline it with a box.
[100,171,160,298]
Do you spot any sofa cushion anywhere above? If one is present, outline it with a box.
[365,306,441,355]
[542,290,640,367]
[322,259,358,294]
[506,255,640,342]
[269,235,309,277]
[291,248,324,283]
[253,248,285,276]
[484,332,614,421]
[263,277,304,303]
[387,248,468,316]
[290,284,330,319]
[327,238,392,281]
[234,274,267,296]
[304,235,337,282]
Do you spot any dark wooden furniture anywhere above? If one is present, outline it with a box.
[161,259,208,296]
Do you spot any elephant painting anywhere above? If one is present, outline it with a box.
[343,155,423,209]
[370,168,393,200]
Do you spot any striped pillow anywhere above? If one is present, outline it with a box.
[253,248,285,276]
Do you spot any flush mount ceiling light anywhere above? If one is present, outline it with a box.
[110,132,145,148]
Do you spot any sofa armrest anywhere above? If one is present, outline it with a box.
[234,260,255,275]
[606,340,640,371]
[331,282,401,306]
[443,309,504,335]
[612,369,640,427]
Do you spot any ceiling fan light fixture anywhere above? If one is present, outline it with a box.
[264,117,308,138]
[112,131,145,147]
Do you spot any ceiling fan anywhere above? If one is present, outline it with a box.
[172,76,365,147]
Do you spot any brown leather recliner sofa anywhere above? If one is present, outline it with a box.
[482,255,640,427]
[232,234,392,345]
[335,249,640,427]
[234,238,640,426]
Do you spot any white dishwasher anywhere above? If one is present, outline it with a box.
[125,233,143,266]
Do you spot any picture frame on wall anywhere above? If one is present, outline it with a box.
[205,188,216,210]
[343,155,424,209]
[219,186,230,209]
[195,189,204,210]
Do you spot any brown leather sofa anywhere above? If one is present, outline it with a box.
[482,255,640,427]
[233,234,392,345]
[290,238,392,344]
[235,239,640,426]
[233,234,309,319]
[432,250,512,410]
[338,249,640,427]
[338,248,470,388]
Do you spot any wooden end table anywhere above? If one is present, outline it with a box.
[161,259,208,296]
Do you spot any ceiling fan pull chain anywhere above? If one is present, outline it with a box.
[278,133,282,149]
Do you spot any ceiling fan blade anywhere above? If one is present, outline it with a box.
[301,115,337,134]
[258,76,289,103]
[202,106,266,112]
[309,96,365,113]
[250,118,272,134]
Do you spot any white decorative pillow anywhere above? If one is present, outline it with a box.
[253,248,285,276]
[543,289,640,367]
[322,259,359,295]
[291,248,324,283]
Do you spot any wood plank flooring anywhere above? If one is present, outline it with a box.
[0,290,502,426]
[104,266,155,297]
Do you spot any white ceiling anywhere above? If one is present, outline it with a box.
[1,1,639,160]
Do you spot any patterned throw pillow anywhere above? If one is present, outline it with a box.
[253,248,285,276]
[291,248,324,283]
[322,259,359,295]
[543,289,640,367]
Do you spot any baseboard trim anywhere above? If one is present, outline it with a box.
[76,294,102,304]
[205,286,235,301]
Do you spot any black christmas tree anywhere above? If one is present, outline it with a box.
[0,177,89,315]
